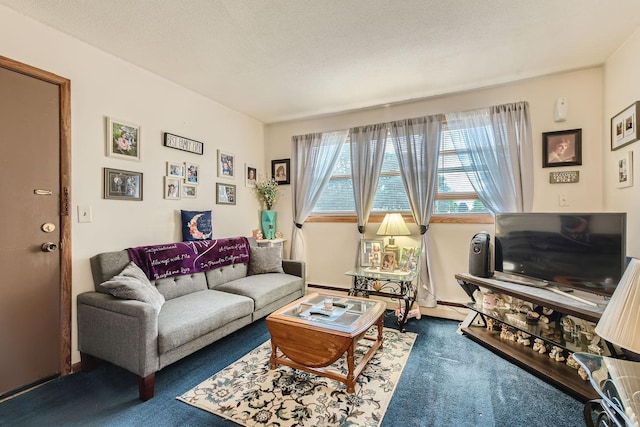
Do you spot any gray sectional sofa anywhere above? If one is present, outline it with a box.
[77,238,305,401]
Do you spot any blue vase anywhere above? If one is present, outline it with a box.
[261,210,277,239]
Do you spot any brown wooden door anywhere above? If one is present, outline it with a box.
[0,59,71,398]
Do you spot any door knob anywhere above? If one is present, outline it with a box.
[41,242,58,252]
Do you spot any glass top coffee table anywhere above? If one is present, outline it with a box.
[266,292,385,393]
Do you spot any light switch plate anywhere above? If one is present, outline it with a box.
[78,205,92,223]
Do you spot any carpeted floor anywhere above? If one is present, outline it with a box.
[0,314,585,426]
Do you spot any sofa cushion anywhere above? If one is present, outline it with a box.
[154,272,208,300]
[98,261,165,310]
[157,290,253,354]
[205,262,248,289]
[181,210,213,241]
[214,273,303,311]
[248,246,284,275]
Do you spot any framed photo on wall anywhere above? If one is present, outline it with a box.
[611,101,640,150]
[103,168,143,201]
[182,183,197,198]
[167,161,184,179]
[271,158,290,185]
[217,150,235,179]
[164,176,181,200]
[245,164,257,187]
[106,117,141,161]
[542,128,582,168]
[616,151,633,188]
[185,162,199,185]
[216,183,236,205]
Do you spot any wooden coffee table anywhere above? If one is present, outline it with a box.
[266,293,385,393]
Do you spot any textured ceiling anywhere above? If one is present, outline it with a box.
[2,0,640,123]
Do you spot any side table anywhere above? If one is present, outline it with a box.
[573,352,640,427]
[345,267,418,332]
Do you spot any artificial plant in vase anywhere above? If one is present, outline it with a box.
[255,178,281,239]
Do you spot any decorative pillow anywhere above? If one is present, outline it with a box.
[98,261,165,310]
[181,210,213,241]
[248,246,284,275]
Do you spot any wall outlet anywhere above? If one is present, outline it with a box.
[559,194,569,207]
[78,205,92,223]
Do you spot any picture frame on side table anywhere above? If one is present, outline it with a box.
[381,251,398,272]
[103,168,143,201]
[616,151,633,188]
[164,176,181,200]
[217,150,235,179]
[542,129,582,168]
[106,117,141,161]
[361,239,383,267]
[272,158,290,185]
[216,183,236,205]
[611,101,640,151]
[400,247,420,271]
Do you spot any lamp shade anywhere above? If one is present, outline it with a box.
[376,213,410,237]
[595,258,640,355]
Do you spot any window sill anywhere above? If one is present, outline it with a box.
[306,214,494,224]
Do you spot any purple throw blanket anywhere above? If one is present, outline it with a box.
[127,237,250,280]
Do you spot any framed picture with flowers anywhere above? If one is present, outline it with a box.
[106,117,141,161]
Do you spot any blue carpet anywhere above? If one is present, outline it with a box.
[0,314,584,426]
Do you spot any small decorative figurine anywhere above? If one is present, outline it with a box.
[533,338,547,354]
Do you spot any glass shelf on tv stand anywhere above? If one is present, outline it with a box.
[465,301,610,357]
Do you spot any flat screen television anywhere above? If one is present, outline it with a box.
[494,212,627,296]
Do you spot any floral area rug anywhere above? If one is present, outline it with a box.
[177,327,417,427]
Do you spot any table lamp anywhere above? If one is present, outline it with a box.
[376,213,410,267]
[595,258,640,360]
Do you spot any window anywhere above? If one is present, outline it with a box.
[434,128,488,215]
[312,127,488,217]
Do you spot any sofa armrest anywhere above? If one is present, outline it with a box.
[77,291,160,378]
[282,260,305,279]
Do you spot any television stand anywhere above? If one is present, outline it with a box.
[455,272,608,401]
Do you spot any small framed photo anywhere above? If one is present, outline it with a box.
[381,251,398,272]
[167,161,185,179]
[217,150,235,179]
[164,176,181,200]
[185,162,199,185]
[611,101,640,150]
[400,247,420,271]
[216,183,236,205]
[245,164,257,187]
[182,183,197,198]
[616,151,633,188]
[272,158,290,185]
[361,239,383,267]
[542,129,582,168]
[106,117,141,161]
[103,168,143,201]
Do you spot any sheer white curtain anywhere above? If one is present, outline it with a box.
[350,124,388,264]
[390,115,443,307]
[445,101,533,213]
[290,130,349,261]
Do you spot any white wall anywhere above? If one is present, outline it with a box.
[266,68,605,319]
[0,5,266,363]
[604,26,640,257]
